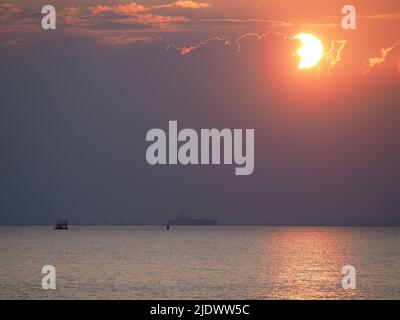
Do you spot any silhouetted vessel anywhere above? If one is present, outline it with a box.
[55,220,68,230]
[168,212,218,226]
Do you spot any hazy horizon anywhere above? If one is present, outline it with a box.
[2,218,400,227]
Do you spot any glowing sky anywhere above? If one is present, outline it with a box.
[2,0,400,75]
[1,1,400,225]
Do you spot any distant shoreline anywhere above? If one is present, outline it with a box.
[1,223,400,227]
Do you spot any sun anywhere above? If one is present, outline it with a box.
[294,33,324,69]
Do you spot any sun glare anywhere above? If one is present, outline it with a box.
[294,33,324,69]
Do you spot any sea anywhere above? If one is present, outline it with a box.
[0,226,399,299]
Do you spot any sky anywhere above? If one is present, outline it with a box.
[1,0,400,225]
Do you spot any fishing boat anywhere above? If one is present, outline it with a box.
[55,220,68,230]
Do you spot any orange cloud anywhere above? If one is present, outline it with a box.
[90,1,210,16]
[91,3,146,16]
[61,4,188,29]
[0,3,40,34]
[159,36,229,55]
[160,31,294,56]
[359,12,400,20]
[197,18,293,28]
[99,35,153,46]
[324,39,347,73]
[63,2,200,28]
[367,42,400,71]
[159,1,211,9]
[114,2,147,14]
[0,3,22,14]
[235,31,292,53]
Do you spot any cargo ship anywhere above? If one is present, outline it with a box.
[168,212,218,226]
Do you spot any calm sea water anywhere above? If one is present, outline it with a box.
[0,226,399,300]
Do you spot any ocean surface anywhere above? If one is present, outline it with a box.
[0,226,399,300]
